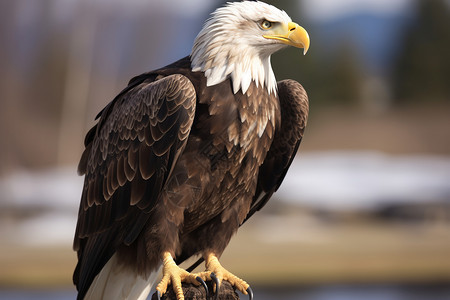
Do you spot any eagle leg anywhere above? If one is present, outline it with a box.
[156,252,204,300]
[204,252,251,299]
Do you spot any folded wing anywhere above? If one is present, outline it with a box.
[73,74,196,299]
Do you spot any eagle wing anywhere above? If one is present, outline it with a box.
[246,79,309,221]
[73,74,196,296]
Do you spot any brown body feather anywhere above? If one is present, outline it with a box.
[73,56,308,299]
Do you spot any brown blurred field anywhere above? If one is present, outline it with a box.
[222,216,450,286]
[302,104,450,155]
[1,213,449,289]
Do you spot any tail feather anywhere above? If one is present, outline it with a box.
[83,253,162,300]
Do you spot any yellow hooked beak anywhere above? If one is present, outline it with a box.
[263,22,310,55]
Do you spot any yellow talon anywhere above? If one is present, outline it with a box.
[155,252,250,299]
[204,252,250,294]
[155,252,201,300]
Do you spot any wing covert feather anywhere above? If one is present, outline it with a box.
[75,74,196,244]
[246,79,309,221]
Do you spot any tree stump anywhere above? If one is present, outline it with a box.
[151,280,240,300]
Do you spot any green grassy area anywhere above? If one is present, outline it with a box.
[1,217,449,288]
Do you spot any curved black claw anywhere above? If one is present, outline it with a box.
[246,286,254,300]
[196,276,209,297]
[210,272,220,300]
[156,290,162,300]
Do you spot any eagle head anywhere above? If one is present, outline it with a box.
[191,1,310,95]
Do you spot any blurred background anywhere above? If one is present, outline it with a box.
[0,0,449,299]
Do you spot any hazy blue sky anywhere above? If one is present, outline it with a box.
[49,0,416,21]
[302,0,412,20]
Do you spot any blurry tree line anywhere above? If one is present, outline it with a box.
[0,0,449,172]
[392,0,450,103]
[268,0,450,107]
[266,0,363,106]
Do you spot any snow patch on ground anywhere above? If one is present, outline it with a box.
[1,151,449,246]
[277,151,450,210]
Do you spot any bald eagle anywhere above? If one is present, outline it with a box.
[73,1,310,299]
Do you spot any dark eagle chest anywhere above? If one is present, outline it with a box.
[178,79,279,228]
[152,61,280,229]
[198,80,277,171]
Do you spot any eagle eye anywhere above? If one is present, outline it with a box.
[260,20,273,30]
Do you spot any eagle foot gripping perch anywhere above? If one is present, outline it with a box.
[155,252,253,300]
[155,276,253,300]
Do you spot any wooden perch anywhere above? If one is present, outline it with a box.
[151,280,240,300]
